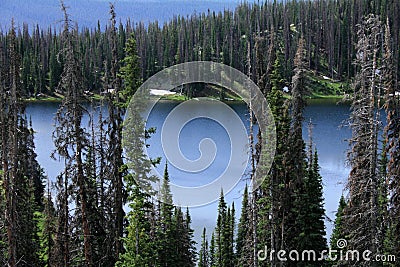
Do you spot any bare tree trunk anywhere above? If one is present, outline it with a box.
[76,132,93,266]
[63,168,70,267]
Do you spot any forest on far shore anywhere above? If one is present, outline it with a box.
[1,0,400,100]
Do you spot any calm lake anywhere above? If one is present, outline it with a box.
[26,99,351,246]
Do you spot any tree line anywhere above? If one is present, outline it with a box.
[0,0,400,98]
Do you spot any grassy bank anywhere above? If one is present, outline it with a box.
[24,93,105,103]
[25,96,63,103]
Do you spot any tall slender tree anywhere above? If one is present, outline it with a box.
[36,179,56,267]
[342,14,385,266]
[199,228,210,267]
[237,185,252,266]
[383,15,400,258]
[117,28,158,267]
[0,37,6,265]
[171,207,197,267]
[0,20,45,267]
[104,4,125,263]
[157,163,175,266]
[209,232,216,267]
[330,195,347,251]
[52,2,93,266]
[257,43,292,267]
[286,36,309,261]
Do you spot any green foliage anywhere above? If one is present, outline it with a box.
[199,228,209,267]
[212,190,235,267]
[120,35,142,106]
[118,31,155,265]
[2,1,400,266]
[117,105,158,265]
[236,185,249,265]
[35,207,55,267]
[170,207,197,267]
[294,151,327,265]
[330,195,347,251]
[209,232,216,267]
[156,163,175,266]
[116,186,156,267]
[3,0,400,100]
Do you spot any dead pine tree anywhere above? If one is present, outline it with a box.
[0,30,7,266]
[105,4,125,263]
[52,1,93,266]
[0,19,43,267]
[383,17,400,257]
[342,14,385,267]
[246,36,260,267]
[2,20,20,267]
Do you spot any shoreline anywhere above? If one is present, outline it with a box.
[24,94,347,104]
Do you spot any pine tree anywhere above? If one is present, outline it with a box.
[0,20,45,267]
[104,4,126,263]
[226,203,235,266]
[36,180,57,266]
[117,33,157,266]
[83,139,108,266]
[52,2,93,265]
[116,121,158,265]
[0,36,6,264]
[2,21,19,267]
[212,190,236,267]
[295,150,327,264]
[120,31,142,106]
[286,36,310,263]
[116,184,156,267]
[330,195,347,251]
[53,167,70,266]
[209,232,216,267]
[288,121,327,266]
[26,119,46,211]
[116,15,170,265]
[342,14,385,266]
[215,190,227,266]
[199,228,209,267]
[236,185,251,267]
[290,37,308,186]
[16,116,43,266]
[157,163,175,266]
[173,208,197,267]
[257,46,292,267]
[383,15,400,259]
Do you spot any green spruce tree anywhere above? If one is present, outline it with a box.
[199,228,209,267]
[330,195,347,251]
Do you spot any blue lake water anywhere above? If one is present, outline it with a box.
[26,99,352,247]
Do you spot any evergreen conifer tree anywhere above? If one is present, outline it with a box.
[330,195,347,251]
[209,232,216,267]
[199,228,209,267]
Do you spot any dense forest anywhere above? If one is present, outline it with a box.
[0,0,400,99]
[0,0,399,266]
